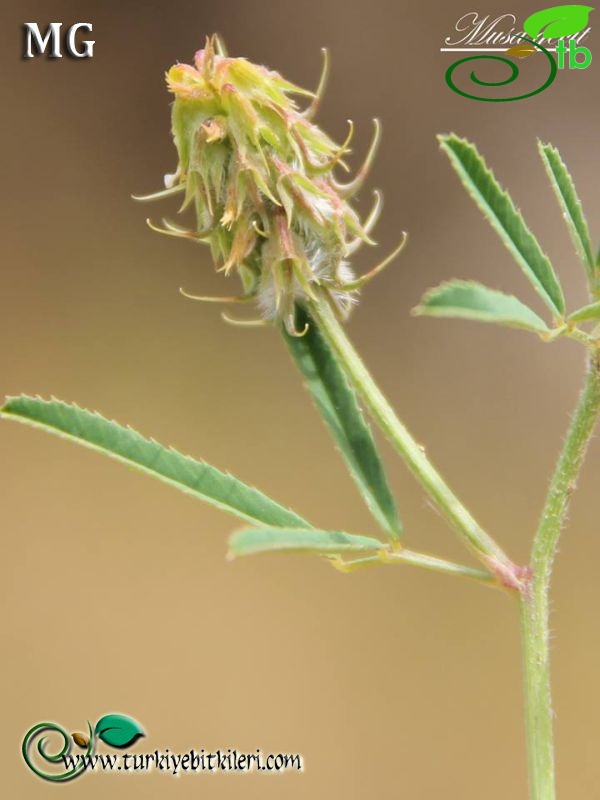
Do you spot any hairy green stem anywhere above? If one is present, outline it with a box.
[309,293,600,796]
[308,292,518,580]
[521,351,600,800]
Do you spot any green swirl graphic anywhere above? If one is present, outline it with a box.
[445,37,558,102]
[21,721,94,782]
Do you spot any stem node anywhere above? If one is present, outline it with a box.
[484,556,532,593]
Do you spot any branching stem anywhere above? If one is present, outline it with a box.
[521,350,600,800]
[308,291,520,582]
[307,293,600,800]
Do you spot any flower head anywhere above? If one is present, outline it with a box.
[139,35,404,334]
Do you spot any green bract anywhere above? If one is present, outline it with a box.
[138,36,401,335]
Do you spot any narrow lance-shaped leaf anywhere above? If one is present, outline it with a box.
[568,301,600,323]
[284,305,402,539]
[413,280,551,334]
[439,134,565,317]
[229,526,388,558]
[538,141,595,282]
[1,396,310,529]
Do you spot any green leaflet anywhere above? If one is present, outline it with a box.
[229,526,388,558]
[284,305,402,539]
[568,302,600,323]
[1,396,309,529]
[538,141,595,282]
[414,280,551,334]
[439,135,565,318]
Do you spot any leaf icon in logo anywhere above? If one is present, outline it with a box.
[505,44,538,58]
[94,714,145,748]
[523,5,594,39]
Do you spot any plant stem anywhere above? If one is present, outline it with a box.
[334,548,496,585]
[308,292,519,581]
[520,350,600,800]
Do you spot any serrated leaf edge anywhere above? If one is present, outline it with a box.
[1,395,310,529]
[413,279,552,333]
[537,139,595,279]
[438,133,566,318]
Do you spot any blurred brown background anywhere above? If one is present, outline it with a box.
[1,0,599,797]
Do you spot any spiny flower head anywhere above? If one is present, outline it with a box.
[139,35,405,335]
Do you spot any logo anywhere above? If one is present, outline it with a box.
[21,713,304,781]
[22,713,145,782]
[443,5,594,101]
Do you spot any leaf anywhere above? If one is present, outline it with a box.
[439,135,565,318]
[284,306,402,539]
[537,141,595,281]
[505,44,538,58]
[1,396,309,529]
[413,280,551,334]
[229,526,388,558]
[524,5,594,39]
[568,301,600,323]
[94,714,144,749]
